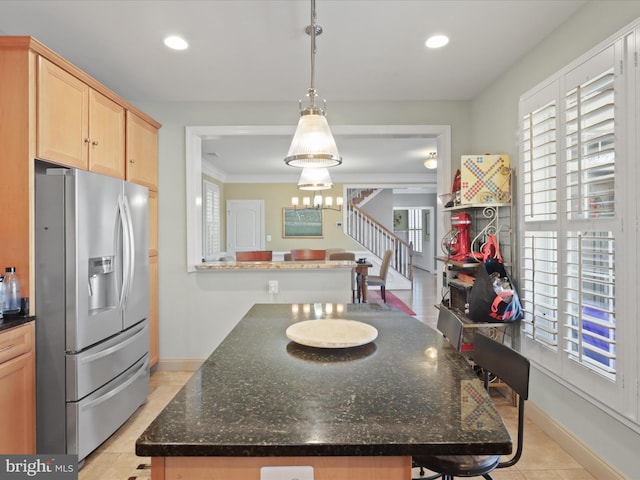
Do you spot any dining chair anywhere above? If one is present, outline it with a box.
[329,252,357,302]
[235,250,273,261]
[325,247,346,260]
[367,249,392,302]
[436,307,464,352]
[290,249,326,261]
[328,252,355,261]
[412,332,530,480]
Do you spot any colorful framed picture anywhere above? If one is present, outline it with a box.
[282,208,324,238]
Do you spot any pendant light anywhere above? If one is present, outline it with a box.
[424,152,438,169]
[297,167,333,190]
[284,0,341,168]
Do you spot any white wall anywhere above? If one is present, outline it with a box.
[469,2,640,477]
[361,188,394,231]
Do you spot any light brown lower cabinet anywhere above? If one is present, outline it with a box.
[152,456,410,480]
[0,322,35,453]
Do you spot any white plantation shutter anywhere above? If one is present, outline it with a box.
[565,69,616,220]
[522,99,558,221]
[407,208,423,253]
[561,46,619,381]
[203,180,221,261]
[564,231,616,380]
[519,39,627,411]
[522,231,558,349]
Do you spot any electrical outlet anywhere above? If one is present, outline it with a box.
[268,280,279,294]
[260,466,313,480]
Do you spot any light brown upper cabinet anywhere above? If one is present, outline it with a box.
[126,111,158,190]
[1,36,160,332]
[88,89,125,178]
[37,57,125,177]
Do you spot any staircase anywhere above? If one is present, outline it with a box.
[345,189,413,285]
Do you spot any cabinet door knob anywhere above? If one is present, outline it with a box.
[84,138,91,144]
[129,158,135,164]
[92,140,99,146]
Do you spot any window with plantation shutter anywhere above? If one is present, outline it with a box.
[202,180,220,261]
[407,208,423,253]
[518,36,634,419]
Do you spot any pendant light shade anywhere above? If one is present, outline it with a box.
[284,0,341,168]
[285,111,341,168]
[298,167,333,190]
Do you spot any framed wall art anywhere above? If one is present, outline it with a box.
[393,210,408,231]
[282,208,324,238]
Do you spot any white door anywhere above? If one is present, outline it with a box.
[226,200,265,252]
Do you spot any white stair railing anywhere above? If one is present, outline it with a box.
[346,201,413,282]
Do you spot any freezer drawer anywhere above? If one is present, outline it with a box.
[67,354,149,461]
[66,320,149,401]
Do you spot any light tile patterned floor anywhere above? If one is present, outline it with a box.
[79,269,597,480]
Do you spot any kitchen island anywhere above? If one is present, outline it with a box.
[136,303,511,479]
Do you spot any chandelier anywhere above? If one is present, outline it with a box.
[291,167,343,211]
[284,0,341,168]
[291,194,343,212]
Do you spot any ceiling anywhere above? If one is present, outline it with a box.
[0,0,586,184]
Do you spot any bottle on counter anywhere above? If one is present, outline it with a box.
[0,275,4,318]
[3,267,20,315]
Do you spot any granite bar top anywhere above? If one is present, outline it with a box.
[0,315,34,333]
[196,260,355,271]
[136,303,511,458]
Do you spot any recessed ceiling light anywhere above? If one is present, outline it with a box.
[425,34,449,49]
[164,35,189,50]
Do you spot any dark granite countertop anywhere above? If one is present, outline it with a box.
[0,315,34,333]
[136,303,511,458]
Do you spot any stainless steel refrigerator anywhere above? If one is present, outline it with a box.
[35,167,150,463]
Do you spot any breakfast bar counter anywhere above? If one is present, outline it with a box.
[136,303,511,479]
[196,259,355,271]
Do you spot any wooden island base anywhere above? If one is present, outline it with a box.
[151,456,411,480]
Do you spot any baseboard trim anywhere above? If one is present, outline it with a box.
[527,402,627,480]
[157,359,203,372]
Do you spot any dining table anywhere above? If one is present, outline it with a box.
[136,303,512,480]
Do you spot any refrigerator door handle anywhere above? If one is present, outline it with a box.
[80,357,148,411]
[78,322,147,364]
[118,196,131,308]
[122,195,136,306]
